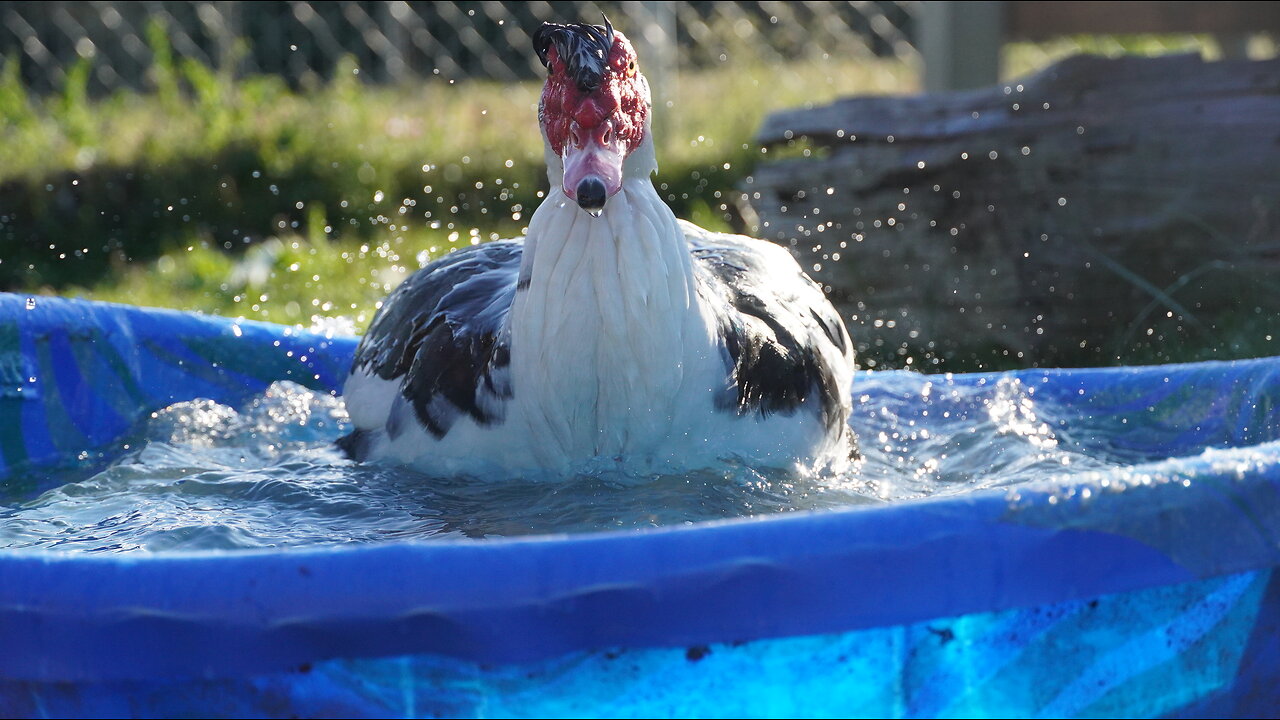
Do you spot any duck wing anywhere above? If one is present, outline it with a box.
[339,241,521,456]
[685,220,855,437]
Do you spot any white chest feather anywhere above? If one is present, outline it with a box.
[508,181,721,465]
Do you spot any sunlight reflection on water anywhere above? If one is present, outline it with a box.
[2,375,1126,552]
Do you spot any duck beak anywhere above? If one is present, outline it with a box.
[561,122,624,217]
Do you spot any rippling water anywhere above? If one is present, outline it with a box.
[2,374,1123,552]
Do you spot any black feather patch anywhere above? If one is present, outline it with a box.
[534,18,615,92]
[348,241,520,440]
[335,428,373,460]
[691,236,854,442]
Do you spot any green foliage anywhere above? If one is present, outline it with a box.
[55,58,94,147]
[71,227,472,333]
[0,48,903,290]
[0,56,36,131]
[146,18,182,111]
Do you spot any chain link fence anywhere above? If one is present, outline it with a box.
[0,1,919,94]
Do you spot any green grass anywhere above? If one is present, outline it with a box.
[3,30,911,331]
[73,228,479,331]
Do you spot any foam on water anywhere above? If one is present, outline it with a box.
[0,373,1161,552]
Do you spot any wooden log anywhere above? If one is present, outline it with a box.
[748,54,1280,369]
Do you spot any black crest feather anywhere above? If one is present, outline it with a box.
[534,16,615,92]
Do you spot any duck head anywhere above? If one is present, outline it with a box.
[534,18,652,217]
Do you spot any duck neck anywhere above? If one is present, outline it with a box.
[507,140,710,459]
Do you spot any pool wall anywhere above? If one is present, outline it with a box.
[2,294,1279,717]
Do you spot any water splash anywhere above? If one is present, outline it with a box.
[0,372,1195,553]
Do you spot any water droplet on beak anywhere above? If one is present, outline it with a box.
[575,177,607,218]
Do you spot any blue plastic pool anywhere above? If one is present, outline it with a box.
[2,293,1278,717]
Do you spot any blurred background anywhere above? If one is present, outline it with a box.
[1,1,1277,370]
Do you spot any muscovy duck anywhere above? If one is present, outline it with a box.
[338,19,856,475]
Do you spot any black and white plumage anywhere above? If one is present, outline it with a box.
[687,225,853,443]
[338,21,856,475]
[339,242,518,455]
[533,20,614,92]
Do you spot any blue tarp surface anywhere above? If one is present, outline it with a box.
[1,294,1278,717]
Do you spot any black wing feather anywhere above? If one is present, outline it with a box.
[691,232,854,438]
[346,241,521,441]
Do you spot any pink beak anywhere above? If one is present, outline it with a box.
[561,121,624,217]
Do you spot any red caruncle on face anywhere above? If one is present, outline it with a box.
[540,31,649,159]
